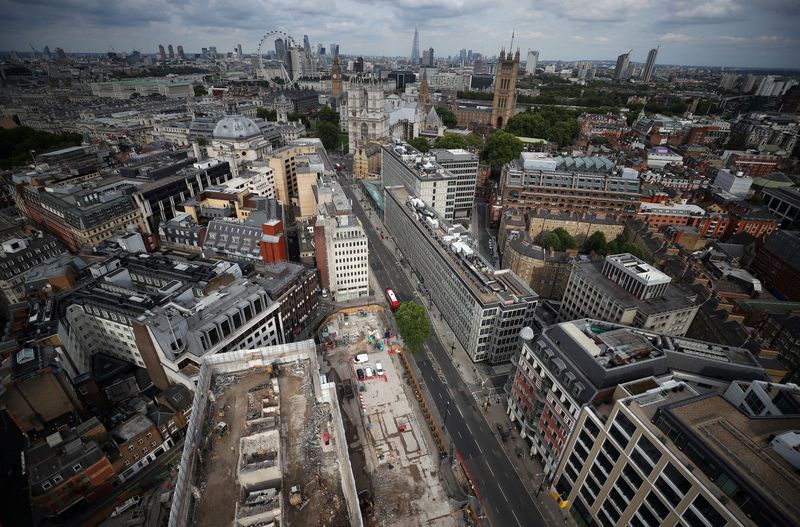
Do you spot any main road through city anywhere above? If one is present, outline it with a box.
[338,176,547,527]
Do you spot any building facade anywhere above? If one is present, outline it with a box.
[385,186,538,364]
[490,48,520,129]
[559,253,699,336]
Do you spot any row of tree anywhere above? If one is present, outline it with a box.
[0,127,83,170]
[539,228,645,259]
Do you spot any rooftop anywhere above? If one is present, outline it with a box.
[384,142,458,181]
[387,185,538,306]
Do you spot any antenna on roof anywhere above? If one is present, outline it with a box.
[509,29,515,51]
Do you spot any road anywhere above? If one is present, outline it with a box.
[338,177,547,527]
[471,202,497,266]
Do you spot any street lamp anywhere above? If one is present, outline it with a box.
[534,472,548,497]
[443,400,451,429]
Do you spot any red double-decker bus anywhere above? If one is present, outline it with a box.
[385,288,399,310]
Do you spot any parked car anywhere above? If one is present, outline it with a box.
[355,353,369,364]
[365,366,374,378]
[356,368,365,380]
[375,362,384,376]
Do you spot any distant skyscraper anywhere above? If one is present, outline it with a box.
[43,45,51,59]
[354,56,364,73]
[330,43,339,59]
[177,45,185,59]
[303,34,312,60]
[613,50,631,81]
[275,39,287,60]
[237,43,243,58]
[158,44,166,61]
[168,44,174,59]
[642,46,658,83]
[525,50,539,75]
[410,25,420,66]
[459,49,467,64]
[422,47,434,67]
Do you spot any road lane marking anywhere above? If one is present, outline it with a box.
[512,510,522,526]
[499,487,509,502]
[456,406,464,418]
[465,422,473,435]
[487,465,495,478]
[457,430,463,439]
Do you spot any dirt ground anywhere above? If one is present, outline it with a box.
[280,360,349,527]
[193,371,268,527]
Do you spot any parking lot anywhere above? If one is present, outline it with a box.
[319,306,459,527]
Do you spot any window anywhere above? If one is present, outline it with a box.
[72,463,82,472]
[663,463,691,495]
[690,495,725,526]
[133,454,140,460]
[744,390,766,415]
[655,475,682,507]
[646,490,669,520]
[138,438,144,445]
[53,475,63,484]
[124,460,130,467]
[623,463,643,488]
[631,436,661,474]
[42,481,53,491]
[151,441,157,447]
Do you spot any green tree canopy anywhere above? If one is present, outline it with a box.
[435,105,457,128]
[0,127,83,170]
[583,231,608,255]
[288,112,310,128]
[466,133,484,149]
[395,301,432,354]
[726,131,747,151]
[540,232,563,251]
[480,131,523,171]
[606,234,645,259]
[314,121,340,151]
[193,85,207,97]
[256,107,277,121]
[551,228,577,250]
[434,133,469,150]
[506,108,581,148]
[506,112,551,139]
[408,136,430,153]
[316,105,340,125]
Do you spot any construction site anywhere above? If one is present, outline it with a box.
[319,306,464,527]
[168,341,362,527]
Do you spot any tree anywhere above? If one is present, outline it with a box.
[256,107,277,121]
[726,131,747,151]
[395,301,431,354]
[434,133,469,149]
[435,105,457,128]
[197,137,207,147]
[408,137,430,153]
[606,234,645,259]
[193,85,207,97]
[552,228,577,250]
[507,112,550,139]
[480,131,523,172]
[466,133,484,149]
[288,111,310,128]
[314,121,340,151]
[0,127,82,170]
[316,105,339,126]
[540,232,563,251]
[583,231,608,255]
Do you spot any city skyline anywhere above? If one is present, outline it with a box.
[1,0,799,68]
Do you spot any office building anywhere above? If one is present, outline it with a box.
[502,232,576,300]
[422,47,434,67]
[314,178,370,302]
[641,46,658,83]
[525,50,539,76]
[507,318,767,474]
[177,45,184,59]
[712,168,752,199]
[158,44,166,61]
[90,79,193,99]
[0,228,65,306]
[614,50,631,81]
[750,230,800,301]
[762,186,800,229]
[202,199,288,265]
[27,420,117,517]
[261,261,320,341]
[491,47,520,129]
[14,174,148,252]
[552,378,799,527]
[1,346,84,433]
[431,148,479,221]
[59,254,282,389]
[382,142,478,223]
[559,253,699,336]
[500,153,641,217]
[158,213,206,252]
[167,44,174,59]
[384,186,538,364]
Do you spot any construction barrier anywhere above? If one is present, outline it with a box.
[396,347,448,459]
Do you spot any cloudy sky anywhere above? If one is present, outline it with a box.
[2,0,799,68]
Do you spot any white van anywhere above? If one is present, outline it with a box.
[354,353,369,364]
